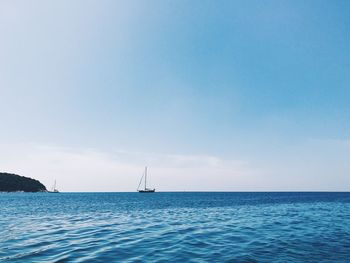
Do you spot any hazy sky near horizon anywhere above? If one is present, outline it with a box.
[1,0,350,191]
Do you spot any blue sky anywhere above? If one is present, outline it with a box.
[1,0,349,191]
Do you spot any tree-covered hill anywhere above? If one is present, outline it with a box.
[0,173,47,192]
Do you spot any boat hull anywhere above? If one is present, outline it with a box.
[138,189,155,193]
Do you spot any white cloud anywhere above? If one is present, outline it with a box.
[0,143,260,192]
[252,138,350,191]
[1,138,350,191]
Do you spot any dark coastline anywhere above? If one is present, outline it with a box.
[0,173,46,192]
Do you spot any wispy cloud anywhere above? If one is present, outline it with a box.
[1,139,349,191]
[0,143,260,192]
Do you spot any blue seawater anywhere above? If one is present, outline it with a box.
[1,192,350,262]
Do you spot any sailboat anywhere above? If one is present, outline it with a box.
[48,180,59,193]
[137,166,155,193]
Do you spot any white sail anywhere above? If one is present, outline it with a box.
[137,166,155,193]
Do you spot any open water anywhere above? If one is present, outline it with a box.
[0,192,350,262]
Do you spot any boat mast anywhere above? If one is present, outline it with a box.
[144,166,147,190]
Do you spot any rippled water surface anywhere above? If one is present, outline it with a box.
[1,192,350,262]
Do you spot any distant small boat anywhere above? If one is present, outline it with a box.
[48,180,59,193]
[137,167,155,193]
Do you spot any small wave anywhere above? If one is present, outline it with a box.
[1,192,350,262]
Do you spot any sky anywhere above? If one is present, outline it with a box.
[1,0,350,191]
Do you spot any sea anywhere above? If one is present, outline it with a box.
[0,192,350,262]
